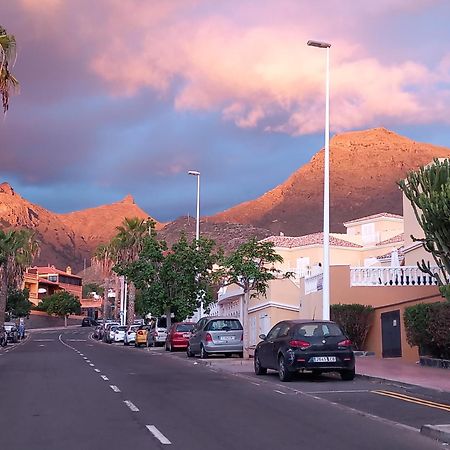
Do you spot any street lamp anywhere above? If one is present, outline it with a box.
[307,39,331,320]
[188,170,203,318]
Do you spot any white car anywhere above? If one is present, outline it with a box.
[124,325,140,345]
[112,326,127,342]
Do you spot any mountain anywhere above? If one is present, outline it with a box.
[208,128,450,235]
[0,183,159,272]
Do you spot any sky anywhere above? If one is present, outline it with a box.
[1,0,450,222]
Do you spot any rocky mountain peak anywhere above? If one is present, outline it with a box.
[0,182,15,195]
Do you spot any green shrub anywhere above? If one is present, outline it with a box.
[404,301,450,359]
[428,302,450,359]
[330,304,374,350]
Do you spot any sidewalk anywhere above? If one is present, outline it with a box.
[356,356,450,392]
[202,356,450,392]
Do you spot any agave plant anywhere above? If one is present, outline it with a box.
[0,26,19,113]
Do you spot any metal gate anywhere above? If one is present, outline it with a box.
[381,310,402,358]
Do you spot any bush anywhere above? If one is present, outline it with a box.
[330,304,374,350]
[404,301,450,359]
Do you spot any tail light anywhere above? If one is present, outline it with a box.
[338,339,352,347]
[153,331,158,337]
[137,331,143,335]
[289,340,311,350]
[205,333,213,342]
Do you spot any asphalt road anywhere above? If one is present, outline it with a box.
[0,328,447,450]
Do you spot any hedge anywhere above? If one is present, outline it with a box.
[330,304,374,350]
[404,301,450,359]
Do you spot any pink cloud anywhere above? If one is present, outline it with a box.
[12,0,450,135]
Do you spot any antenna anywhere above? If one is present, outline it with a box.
[312,305,316,321]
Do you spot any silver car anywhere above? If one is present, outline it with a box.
[187,317,243,359]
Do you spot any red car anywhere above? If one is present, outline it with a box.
[165,322,196,352]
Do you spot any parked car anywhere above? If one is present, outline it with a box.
[82,317,98,327]
[124,325,140,346]
[112,325,127,342]
[147,317,168,347]
[187,317,243,359]
[254,320,355,382]
[165,322,195,352]
[135,325,151,347]
[103,322,120,343]
[0,326,7,347]
[93,325,102,340]
[4,322,19,343]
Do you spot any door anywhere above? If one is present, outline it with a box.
[258,323,283,369]
[190,318,207,352]
[381,310,402,358]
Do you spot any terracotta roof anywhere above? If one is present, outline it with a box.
[344,212,403,226]
[261,232,363,249]
[376,233,404,246]
[33,266,82,279]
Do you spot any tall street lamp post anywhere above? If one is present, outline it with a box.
[307,39,331,320]
[188,170,203,318]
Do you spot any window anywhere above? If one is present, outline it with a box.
[278,323,291,338]
[293,323,343,339]
[206,319,243,331]
[266,324,283,340]
[176,324,194,332]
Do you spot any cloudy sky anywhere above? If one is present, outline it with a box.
[1,0,450,222]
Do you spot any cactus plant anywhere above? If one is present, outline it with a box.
[398,158,450,298]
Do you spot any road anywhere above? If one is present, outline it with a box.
[0,328,447,450]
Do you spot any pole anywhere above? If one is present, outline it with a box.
[195,174,204,318]
[323,46,330,320]
[123,279,128,325]
[120,276,125,326]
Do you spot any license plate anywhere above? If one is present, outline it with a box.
[312,356,336,363]
[220,335,235,340]
[183,333,190,338]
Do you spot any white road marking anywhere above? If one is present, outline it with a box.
[89,363,95,367]
[83,357,88,359]
[110,385,121,392]
[101,375,109,381]
[124,400,139,412]
[274,390,287,395]
[94,369,101,373]
[251,382,260,386]
[86,360,91,363]
[34,339,54,342]
[79,353,84,356]
[306,389,370,394]
[39,345,45,347]
[67,339,87,342]
[146,425,171,445]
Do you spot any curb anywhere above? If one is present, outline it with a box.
[420,424,450,444]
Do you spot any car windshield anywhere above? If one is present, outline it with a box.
[207,319,242,331]
[117,326,127,331]
[176,324,194,332]
[293,323,343,339]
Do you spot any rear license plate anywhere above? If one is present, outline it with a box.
[312,356,336,363]
[220,335,235,340]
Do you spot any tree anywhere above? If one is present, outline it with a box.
[38,291,81,327]
[6,288,32,319]
[398,158,450,298]
[82,282,104,298]
[92,243,116,320]
[218,238,290,358]
[113,217,153,325]
[0,229,39,326]
[124,233,220,330]
[0,26,19,113]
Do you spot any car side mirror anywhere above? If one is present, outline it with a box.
[259,334,266,340]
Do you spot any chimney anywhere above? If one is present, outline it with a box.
[66,266,72,274]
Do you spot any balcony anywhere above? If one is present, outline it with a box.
[304,272,323,294]
[350,266,439,287]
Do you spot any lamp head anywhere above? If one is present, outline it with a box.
[188,170,200,176]
[307,40,331,49]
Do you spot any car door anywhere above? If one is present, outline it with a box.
[190,318,207,353]
[271,322,291,363]
[258,323,283,369]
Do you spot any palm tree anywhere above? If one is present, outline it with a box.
[114,218,152,325]
[0,26,19,113]
[0,229,39,325]
[92,243,116,320]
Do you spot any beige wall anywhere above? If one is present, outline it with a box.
[346,218,403,242]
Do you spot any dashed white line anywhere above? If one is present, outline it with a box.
[124,400,139,412]
[79,353,84,356]
[251,382,260,386]
[94,369,101,373]
[274,390,287,395]
[83,357,88,360]
[89,363,95,367]
[101,375,109,381]
[146,425,171,445]
[110,385,121,393]
[86,360,91,363]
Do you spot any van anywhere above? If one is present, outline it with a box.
[147,317,168,347]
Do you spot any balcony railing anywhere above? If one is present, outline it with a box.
[305,272,323,294]
[350,266,439,287]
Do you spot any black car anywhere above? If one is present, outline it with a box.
[81,317,98,327]
[254,320,355,382]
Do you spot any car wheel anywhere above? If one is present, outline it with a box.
[312,370,322,378]
[169,343,174,352]
[200,345,208,359]
[124,341,129,346]
[238,352,244,358]
[224,353,232,358]
[340,368,355,381]
[254,353,267,375]
[186,345,195,357]
[278,355,292,382]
